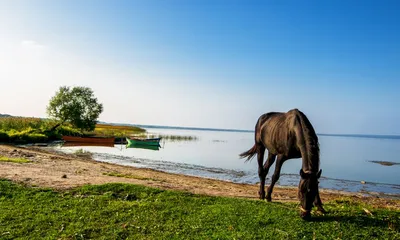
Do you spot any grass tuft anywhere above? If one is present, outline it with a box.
[0,155,31,163]
[103,172,161,182]
[73,149,93,158]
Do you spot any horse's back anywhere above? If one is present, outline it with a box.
[256,109,315,156]
[256,111,289,152]
[256,108,316,137]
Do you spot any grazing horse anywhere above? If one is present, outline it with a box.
[239,108,326,219]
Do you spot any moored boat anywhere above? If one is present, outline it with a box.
[126,142,160,151]
[62,141,115,147]
[126,137,161,146]
[62,136,115,144]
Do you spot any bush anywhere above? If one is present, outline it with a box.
[43,131,61,141]
[8,129,32,143]
[27,133,48,143]
[0,130,9,142]
[8,131,48,143]
[56,125,82,137]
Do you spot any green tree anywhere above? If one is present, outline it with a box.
[47,86,103,132]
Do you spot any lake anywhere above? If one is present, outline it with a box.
[51,127,400,197]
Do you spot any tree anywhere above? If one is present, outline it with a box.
[47,86,103,132]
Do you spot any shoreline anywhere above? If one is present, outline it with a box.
[1,144,399,210]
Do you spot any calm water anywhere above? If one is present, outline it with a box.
[51,127,400,196]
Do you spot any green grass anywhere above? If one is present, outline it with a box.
[0,180,398,239]
[103,172,153,181]
[0,156,31,163]
[93,124,146,137]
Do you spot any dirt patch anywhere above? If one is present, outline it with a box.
[1,144,399,210]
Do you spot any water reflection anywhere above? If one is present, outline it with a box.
[126,143,161,151]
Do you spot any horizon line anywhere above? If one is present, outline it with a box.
[1,114,399,138]
[108,122,400,138]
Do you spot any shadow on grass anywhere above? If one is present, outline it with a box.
[268,201,398,231]
[309,214,397,230]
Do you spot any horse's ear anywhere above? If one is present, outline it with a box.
[300,169,307,179]
[317,169,322,179]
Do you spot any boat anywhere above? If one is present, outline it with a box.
[62,142,115,147]
[62,136,115,145]
[126,137,161,146]
[126,142,160,151]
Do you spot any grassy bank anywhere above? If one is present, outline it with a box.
[0,117,146,143]
[94,124,145,137]
[0,180,398,239]
[0,117,198,144]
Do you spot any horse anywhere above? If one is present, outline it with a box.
[239,108,326,220]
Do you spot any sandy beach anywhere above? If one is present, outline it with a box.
[1,144,399,210]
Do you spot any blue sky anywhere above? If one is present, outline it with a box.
[0,0,399,134]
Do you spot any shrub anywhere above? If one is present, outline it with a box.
[27,133,48,143]
[8,129,33,143]
[56,125,82,137]
[0,130,9,142]
[8,130,48,143]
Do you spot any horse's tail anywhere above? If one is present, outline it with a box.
[239,117,262,162]
[239,113,270,162]
[239,144,257,162]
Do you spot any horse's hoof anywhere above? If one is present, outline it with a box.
[300,212,311,221]
[266,196,272,202]
[317,208,327,214]
[258,191,265,200]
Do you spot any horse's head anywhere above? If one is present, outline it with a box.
[298,169,322,220]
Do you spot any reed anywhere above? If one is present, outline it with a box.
[148,134,198,142]
[0,117,50,131]
[92,124,146,137]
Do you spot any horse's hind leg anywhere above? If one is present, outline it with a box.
[257,145,267,199]
[266,154,286,202]
[261,152,276,200]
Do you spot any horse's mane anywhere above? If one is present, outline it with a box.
[296,110,320,172]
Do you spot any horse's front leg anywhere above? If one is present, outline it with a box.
[314,190,327,214]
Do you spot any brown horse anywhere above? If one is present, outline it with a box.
[239,108,326,219]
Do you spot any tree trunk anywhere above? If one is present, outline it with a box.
[49,122,62,132]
